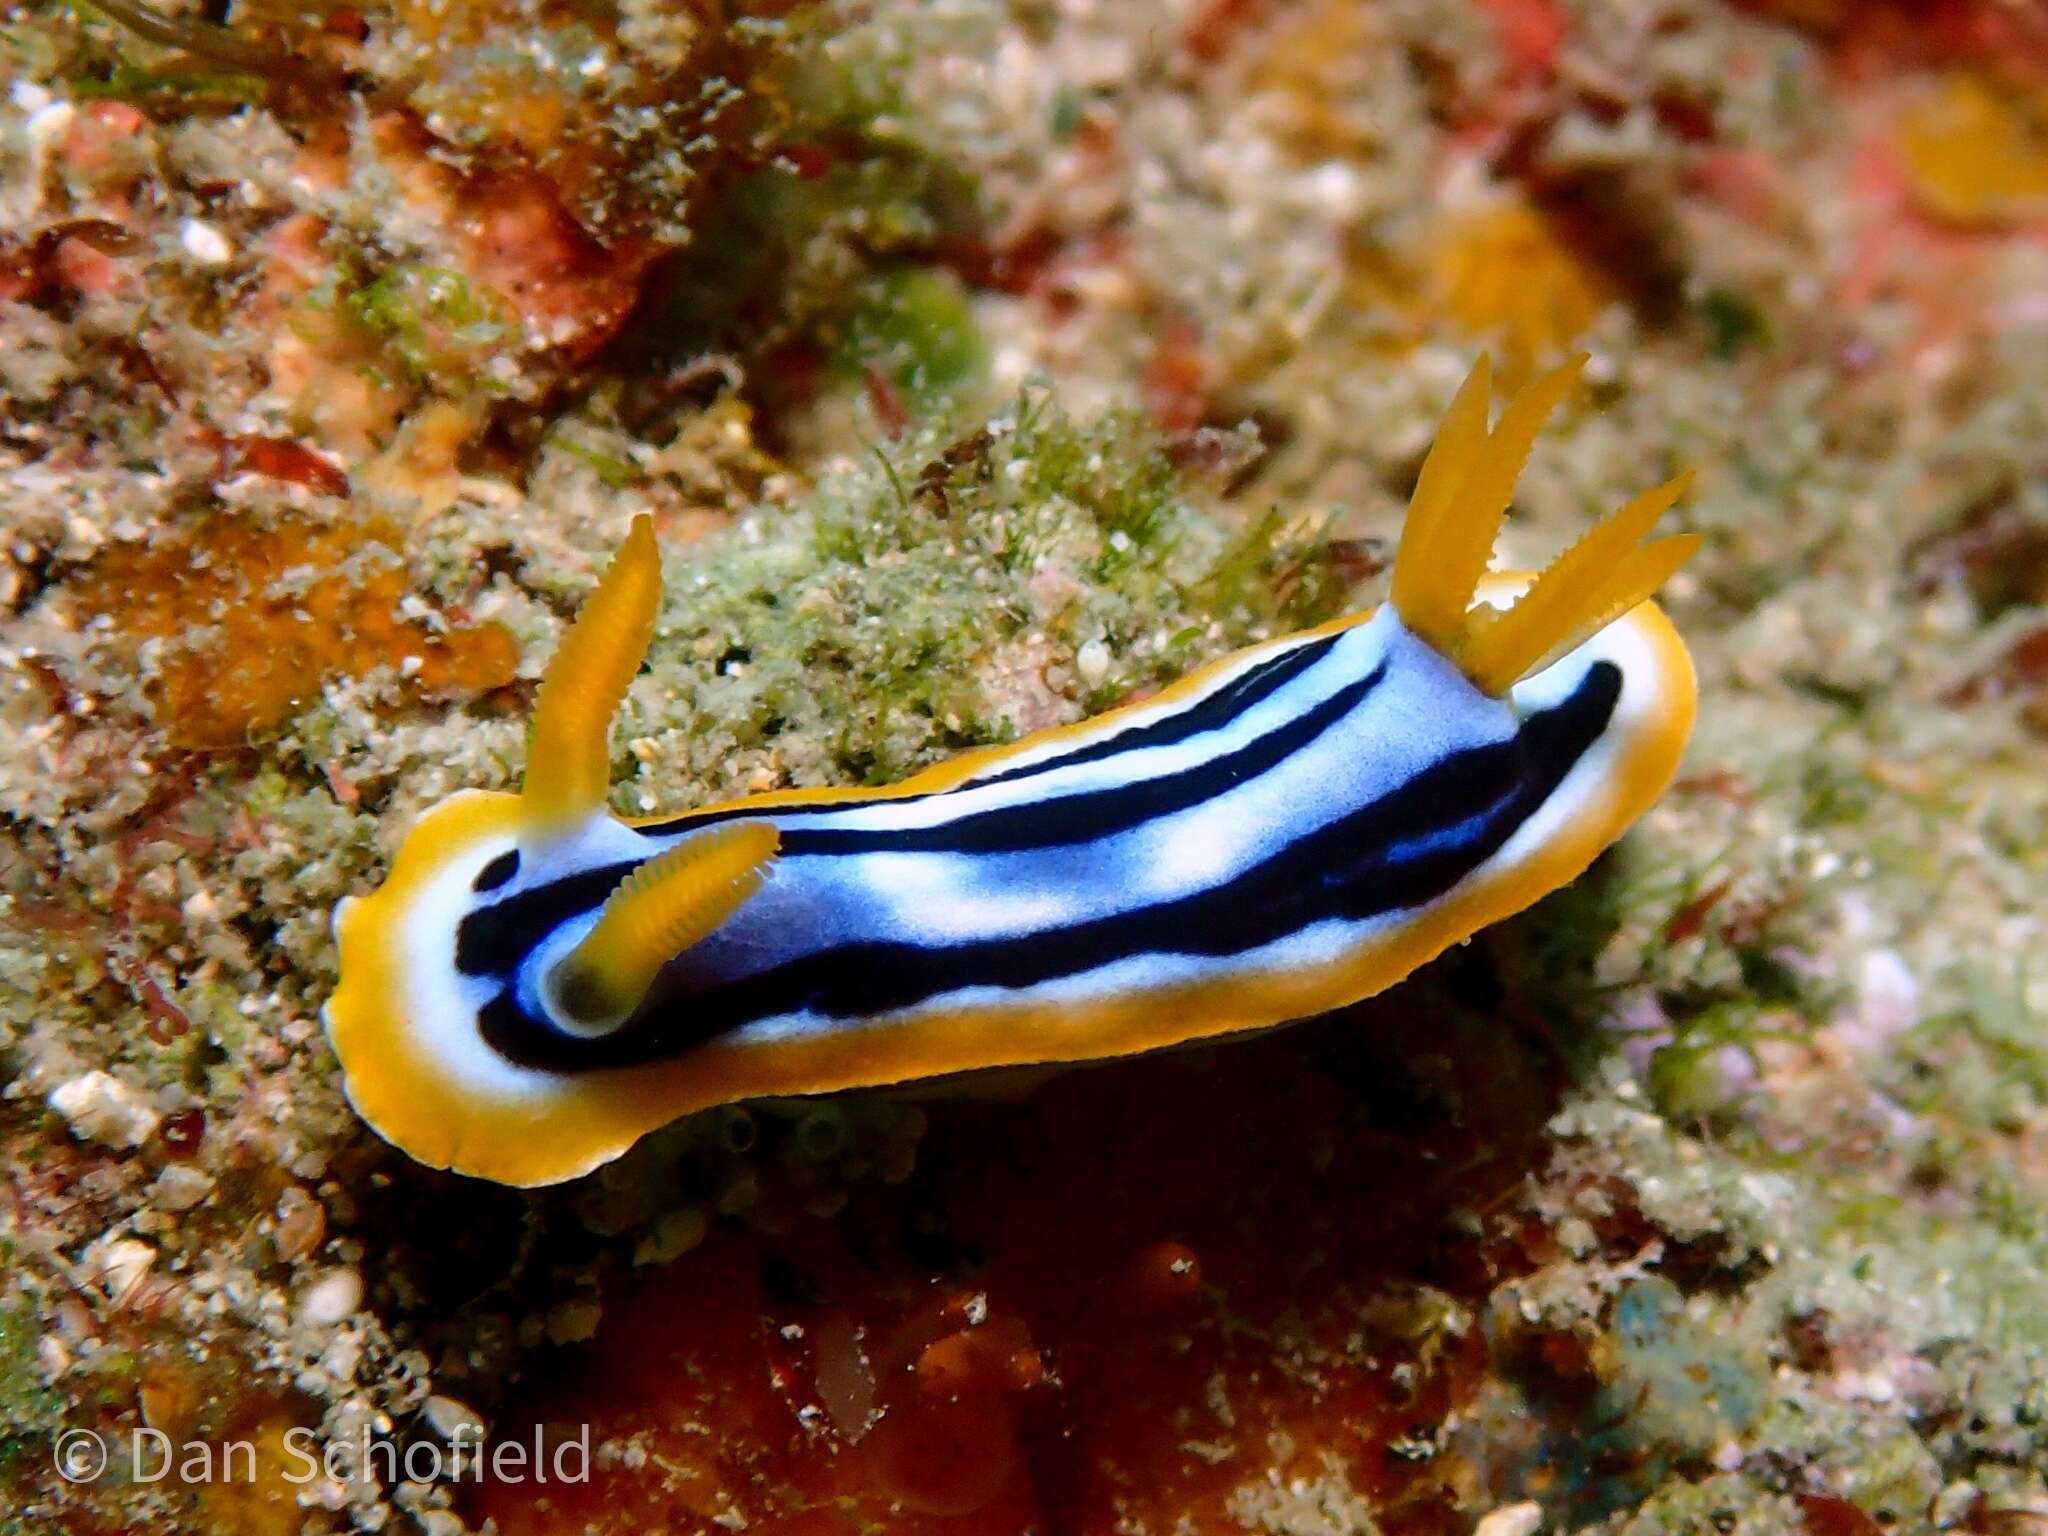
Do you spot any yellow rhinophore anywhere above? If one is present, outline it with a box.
[548,821,782,1031]
[520,514,663,841]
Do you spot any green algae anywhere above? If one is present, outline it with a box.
[837,265,988,410]
[0,1272,59,1479]
[69,64,267,107]
[337,265,513,396]
[608,394,1323,813]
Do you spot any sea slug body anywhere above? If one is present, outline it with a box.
[325,355,1699,1186]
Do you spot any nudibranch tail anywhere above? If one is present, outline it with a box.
[521,513,661,840]
[1389,354,1697,696]
[548,822,782,1032]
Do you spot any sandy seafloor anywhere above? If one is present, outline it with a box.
[3,0,2048,1532]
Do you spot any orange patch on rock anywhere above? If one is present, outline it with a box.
[1428,201,1609,386]
[90,513,516,748]
[1895,70,2048,226]
[1243,0,1386,159]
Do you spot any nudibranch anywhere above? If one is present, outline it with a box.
[327,356,1699,1186]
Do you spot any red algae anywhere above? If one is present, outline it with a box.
[88,512,517,747]
[1796,1493,1888,1536]
[381,114,658,367]
[1743,0,2048,81]
[197,430,352,497]
[468,990,1560,1534]
[1139,314,1215,434]
[1475,0,1566,92]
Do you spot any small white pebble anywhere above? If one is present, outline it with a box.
[38,1335,69,1379]
[1556,1216,1597,1258]
[26,99,74,148]
[178,218,233,266]
[298,1266,364,1326]
[422,1394,486,1443]
[151,1164,215,1212]
[1302,161,1366,221]
[89,1238,158,1303]
[1473,1502,1543,1536]
[49,1070,161,1149]
[1846,1368,1898,1404]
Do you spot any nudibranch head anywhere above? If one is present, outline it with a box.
[326,518,790,1185]
[327,356,1698,1187]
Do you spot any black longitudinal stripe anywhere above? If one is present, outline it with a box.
[623,629,1347,842]
[477,661,1622,1072]
[778,654,1386,858]
[455,650,1384,972]
[956,630,1342,792]
[457,861,622,978]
